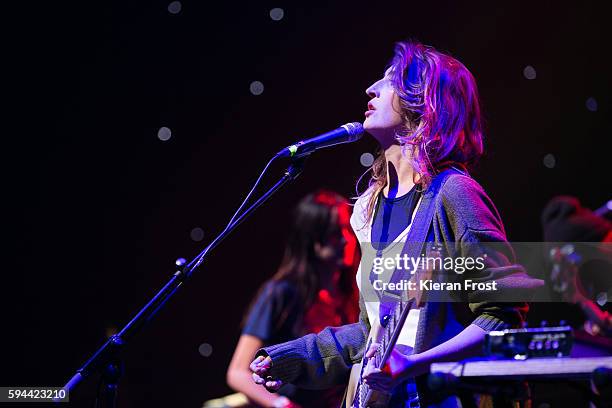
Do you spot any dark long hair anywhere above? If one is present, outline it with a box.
[244,190,359,334]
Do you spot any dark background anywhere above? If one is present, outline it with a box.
[2,0,610,407]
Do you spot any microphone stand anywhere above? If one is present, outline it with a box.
[60,155,309,407]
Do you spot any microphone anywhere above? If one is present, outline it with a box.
[275,122,364,158]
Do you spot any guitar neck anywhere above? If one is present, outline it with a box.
[376,245,438,367]
[356,299,415,407]
[377,298,414,368]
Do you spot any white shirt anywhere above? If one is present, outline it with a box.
[350,189,421,348]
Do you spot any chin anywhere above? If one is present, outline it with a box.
[363,120,380,134]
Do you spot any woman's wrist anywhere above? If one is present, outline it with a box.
[407,352,432,377]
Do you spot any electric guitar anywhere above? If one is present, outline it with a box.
[344,246,439,408]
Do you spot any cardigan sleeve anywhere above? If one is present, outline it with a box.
[437,174,542,330]
[255,294,370,389]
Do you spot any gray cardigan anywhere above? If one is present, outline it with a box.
[258,172,542,406]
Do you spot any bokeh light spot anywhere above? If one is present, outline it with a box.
[523,65,537,80]
[270,8,285,21]
[168,1,182,14]
[158,126,172,141]
[190,227,205,242]
[360,152,374,167]
[250,81,264,95]
[198,343,213,357]
[585,97,598,112]
[543,153,556,169]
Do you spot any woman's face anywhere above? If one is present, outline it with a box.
[363,68,404,145]
[314,209,350,267]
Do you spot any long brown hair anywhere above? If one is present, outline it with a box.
[245,190,359,334]
[363,40,484,223]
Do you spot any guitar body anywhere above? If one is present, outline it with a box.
[352,364,393,407]
[344,305,412,408]
[345,321,392,408]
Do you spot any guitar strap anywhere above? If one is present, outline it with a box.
[377,166,466,323]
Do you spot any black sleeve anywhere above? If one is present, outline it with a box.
[242,281,291,342]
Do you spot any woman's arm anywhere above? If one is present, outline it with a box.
[362,323,487,391]
[252,294,372,391]
[364,175,541,391]
[411,323,486,371]
[227,334,297,408]
[253,320,369,389]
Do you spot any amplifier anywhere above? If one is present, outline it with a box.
[484,326,573,359]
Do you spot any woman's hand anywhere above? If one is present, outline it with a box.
[250,355,284,392]
[361,343,425,393]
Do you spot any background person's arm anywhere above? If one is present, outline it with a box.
[227,334,298,408]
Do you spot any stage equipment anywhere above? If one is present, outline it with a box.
[59,122,363,407]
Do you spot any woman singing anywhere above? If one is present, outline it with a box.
[250,40,540,407]
[227,190,359,408]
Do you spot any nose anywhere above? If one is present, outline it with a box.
[365,80,378,98]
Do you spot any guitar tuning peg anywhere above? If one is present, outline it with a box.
[559,320,567,326]
[540,320,548,328]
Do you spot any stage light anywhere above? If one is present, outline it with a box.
[270,8,285,21]
[158,126,172,141]
[543,153,556,169]
[523,65,537,80]
[199,343,213,357]
[585,97,598,112]
[190,227,205,242]
[250,81,265,95]
[168,1,182,14]
[360,152,374,167]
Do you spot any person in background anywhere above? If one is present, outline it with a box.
[227,190,360,408]
[542,195,612,336]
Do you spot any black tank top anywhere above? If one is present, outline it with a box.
[371,184,421,251]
